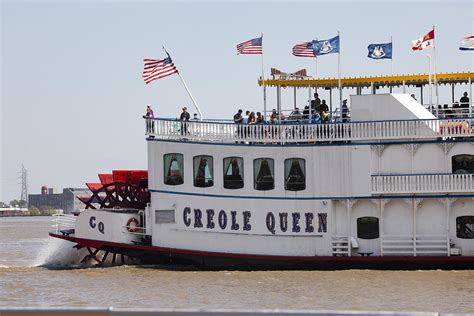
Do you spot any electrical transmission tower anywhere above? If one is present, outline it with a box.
[20,164,28,204]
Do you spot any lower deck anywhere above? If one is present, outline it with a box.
[50,232,474,270]
[50,192,474,270]
[150,193,474,259]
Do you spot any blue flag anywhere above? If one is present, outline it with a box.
[367,42,392,59]
[312,36,340,56]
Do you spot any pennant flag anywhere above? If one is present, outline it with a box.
[292,41,316,58]
[367,42,392,59]
[142,54,178,84]
[236,36,262,55]
[312,36,340,56]
[412,30,434,51]
[460,36,474,51]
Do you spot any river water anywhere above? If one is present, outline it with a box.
[0,216,473,313]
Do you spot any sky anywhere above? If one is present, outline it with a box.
[1,0,473,203]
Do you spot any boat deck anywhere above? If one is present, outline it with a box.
[145,117,474,144]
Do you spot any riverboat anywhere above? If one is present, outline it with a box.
[50,72,474,269]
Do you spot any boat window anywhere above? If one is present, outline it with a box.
[284,158,306,191]
[163,153,184,186]
[357,217,379,239]
[254,158,274,191]
[452,154,474,174]
[193,155,214,188]
[223,157,244,189]
[456,216,474,239]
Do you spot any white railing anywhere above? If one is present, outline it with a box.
[52,213,77,234]
[382,235,448,256]
[145,118,474,143]
[425,104,470,119]
[372,173,474,194]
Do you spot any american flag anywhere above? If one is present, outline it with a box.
[142,55,178,84]
[292,41,316,58]
[236,36,263,55]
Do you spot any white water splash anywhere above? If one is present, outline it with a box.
[33,237,86,267]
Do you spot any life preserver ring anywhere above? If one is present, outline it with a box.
[126,217,140,233]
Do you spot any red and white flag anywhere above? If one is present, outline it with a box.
[142,55,178,84]
[412,29,435,51]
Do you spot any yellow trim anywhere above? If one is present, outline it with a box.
[258,72,474,88]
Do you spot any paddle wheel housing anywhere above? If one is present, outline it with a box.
[79,170,150,210]
[67,170,151,266]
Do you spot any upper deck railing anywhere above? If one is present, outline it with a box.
[372,173,474,195]
[145,117,474,144]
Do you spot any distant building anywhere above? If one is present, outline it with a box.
[0,207,30,217]
[28,186,91,214]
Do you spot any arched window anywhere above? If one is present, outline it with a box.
[456,216,474,239]
[357,217,379,239]
[223,157,244,189]
[284,158,306,191]
[254,158,274,191]
[193,155,214,188]
[452,154,474,174]
[163,153,184,185]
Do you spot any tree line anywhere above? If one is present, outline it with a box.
[0,200,60,216]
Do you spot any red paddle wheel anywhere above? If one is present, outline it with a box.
[79,170,150,210]
[75,170,150,265]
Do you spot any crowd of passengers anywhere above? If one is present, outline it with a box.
[233,93,350,125]
[412,91,471,119]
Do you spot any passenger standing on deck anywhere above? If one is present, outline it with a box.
[256,112,266,141]
[242,111,250,139]
[234,109,243,124]
[248,112,256,125]
[341,99,349,122]
[320,99,329,116]
[311,93,321,112]
[242,111,250,124]
[234,109,244,140]
[270,110,278,124]
[460,92,470,109]
[180,107,190,135]
[143,104,155,134]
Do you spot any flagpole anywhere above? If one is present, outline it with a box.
[163,45,203,120]
[261,33,267,120]
[433,25,439,109]
[390,36,393,93]
[315,57,318,94]
[427,54,433,112]
[315,37,319,95]
[337,30,342,121]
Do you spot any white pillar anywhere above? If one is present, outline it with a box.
[277,85,282,123]
[446,198,451,256]
[293,86,297,110]
[413,199,418,256]
[469,77,472,118]
[380,199,385,256]
[346,199,351,257]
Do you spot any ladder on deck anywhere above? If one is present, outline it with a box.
[331,235,350,256]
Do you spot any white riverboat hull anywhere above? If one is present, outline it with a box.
[50,93,474,269]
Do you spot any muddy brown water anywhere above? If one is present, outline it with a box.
[0,217,473,312]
